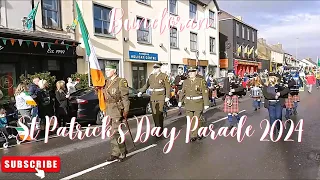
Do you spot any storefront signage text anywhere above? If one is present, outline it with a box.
[47,48,65,55]
[129,51,158,61]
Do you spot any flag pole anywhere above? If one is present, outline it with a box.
[87,55,91,87]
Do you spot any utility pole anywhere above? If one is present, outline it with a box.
[167,0,171,75]
[296,37,299,60]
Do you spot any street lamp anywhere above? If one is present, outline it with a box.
[296,37,299,60]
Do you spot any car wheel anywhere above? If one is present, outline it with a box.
[96,110,104,125]
[145,103,152,114]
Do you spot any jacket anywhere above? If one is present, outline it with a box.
[0,116,7,128]
[262,84,290,108]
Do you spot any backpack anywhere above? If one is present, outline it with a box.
[39,90,51,106]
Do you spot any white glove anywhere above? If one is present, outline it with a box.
[178,102,182,107]
[276,92,280,97]
[179,81,183,85]
[165,97,170,102]
[204,106,209,110]
[137,92,142,97]
[66,94,70,98]
[231,89,235,92]
[228,92,233,96]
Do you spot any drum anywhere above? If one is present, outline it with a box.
[250,86,261,98]
[290,77,300,93]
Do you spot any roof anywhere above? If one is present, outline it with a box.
[0,27,79,44]
[197,0,220,10]
[218,10,257,30]
[270,45,285,54]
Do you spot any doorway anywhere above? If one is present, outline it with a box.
[132,63,147,89]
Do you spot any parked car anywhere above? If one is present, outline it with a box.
[69,87,152,125]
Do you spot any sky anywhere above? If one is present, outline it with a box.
[217,0,320,62]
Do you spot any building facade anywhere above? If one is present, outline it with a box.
[76,0,220,89]
[0,0,78,100]
[270,43,284,71]
[219,11,258,77]
[256,38,271,71]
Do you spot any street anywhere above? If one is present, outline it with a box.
[0,92,320,179]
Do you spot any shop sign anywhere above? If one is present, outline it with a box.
[234,60,238,67]
[47,48,65,55]
[129,51,158,61]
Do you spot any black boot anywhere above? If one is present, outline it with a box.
[190,137,197,142]
[118,153,127,162]
[228,124,234,130]
[197,136,204,140]
[107,155,118,162]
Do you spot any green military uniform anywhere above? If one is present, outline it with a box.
[103,69,130,158]
[179,66,209,139]
[138,63,170,131]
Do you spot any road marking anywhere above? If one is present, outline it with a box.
[211,110,247,124]
[60,144,157,180]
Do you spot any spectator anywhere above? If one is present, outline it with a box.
[55,80,69,127]
[66,77,79,95]
[38,80,53,130]
[29,77,40,118]
[316,70,320,89]
[305,72,316,93]
[15,83,34,127]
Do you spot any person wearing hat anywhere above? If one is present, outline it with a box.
[222,70,244,130]
[262,72,291,133]
[102,65,130,162]
[137,63,170,134]
[174,66,187,115]
[178,66,209,142]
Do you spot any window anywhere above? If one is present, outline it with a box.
[209,37,215,53]
[137,17,151,43]
[236,23,239,37]
[93,4,112,35]
[190,32,197,51]
[189,2,197,20]
[236,43,240,56]
[137,0,150,5]
[242,25,245,38]
[209,10,215,28]
[42,0,61,29]
[252,31,255,42]
[247,28,250,40]
[170,27,178,48]
[170,0,177,14]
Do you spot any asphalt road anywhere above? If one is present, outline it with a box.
[1,92,320,179]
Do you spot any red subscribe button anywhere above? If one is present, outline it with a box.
[1,156,61,173]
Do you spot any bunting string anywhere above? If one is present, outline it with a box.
[0,37,75,50]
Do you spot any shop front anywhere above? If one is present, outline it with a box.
[182,58,208,77]
[0,30,78,100]
[128,50,158,89]
[234,59,260,77]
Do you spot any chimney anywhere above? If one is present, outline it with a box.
[235,16,242,21]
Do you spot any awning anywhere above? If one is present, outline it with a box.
[234,59,259,66]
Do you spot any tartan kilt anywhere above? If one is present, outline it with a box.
[285,95,294,109]
[224,95,239,113]
[292,95,300,102]
[212,90,217,98]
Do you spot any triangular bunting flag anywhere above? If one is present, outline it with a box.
[18,39,23,46]
[33,41,38,47]
[10,39,15,46]
[61,41,64,44]
[40,42,45,48]
[66,44,70,50]
[2,38,7,45]
[47,42,52,48]
[55,40,59,44]
[25,40,31,47]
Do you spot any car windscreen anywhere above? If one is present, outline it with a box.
[71,88,93,97]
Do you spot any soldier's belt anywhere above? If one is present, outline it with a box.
[186,96,203,100]
[149,88,165,92]
[268,100,279,102]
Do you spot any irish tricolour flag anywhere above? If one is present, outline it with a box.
[22,92,37,106]
[75,1,106,111]
[16,127,32,141]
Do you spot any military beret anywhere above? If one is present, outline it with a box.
[105,65,117,69]
[153,63,162,68]
[227,70,234,73]
[187,66,197,72]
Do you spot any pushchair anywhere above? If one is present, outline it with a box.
[0,112,21,148]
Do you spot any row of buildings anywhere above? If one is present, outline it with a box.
[0,0,315,92]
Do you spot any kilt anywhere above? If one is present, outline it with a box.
[212,90,217,98]
[292,95,300,102]
[224,95,239,113]
[285,95,294,109]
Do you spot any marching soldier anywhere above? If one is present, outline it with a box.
[223,70,244,130]
[102,65,130,162]
[178,66,209,142]
[138,63,171,133]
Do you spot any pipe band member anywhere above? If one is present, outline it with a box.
[178,66,209,142]
[290,71,303,115]
[248,73,263,111]
[138,63,171,134]
[223,70,244,130]
[282,71,297,120]
[207,74,218,106]
[262,73,290,132]
[103,65,130,162]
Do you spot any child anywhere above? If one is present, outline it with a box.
[0,108,11,140]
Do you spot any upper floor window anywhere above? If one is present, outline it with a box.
[170,0,177,14]
[242,25,245,38]
[247,28,250,40]
[93,4,112,35]
[189,2,197,20]
[190,32,197,51]
[252,31,255,42]
[42,0,62,29]
[137,0,150,5]
[209,10,215,28]
[170,27,178,48]
[137,17,151,43]
[236,23,239,37]
[209,37,216,53]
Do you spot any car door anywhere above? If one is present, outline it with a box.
[128,87,139,112]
